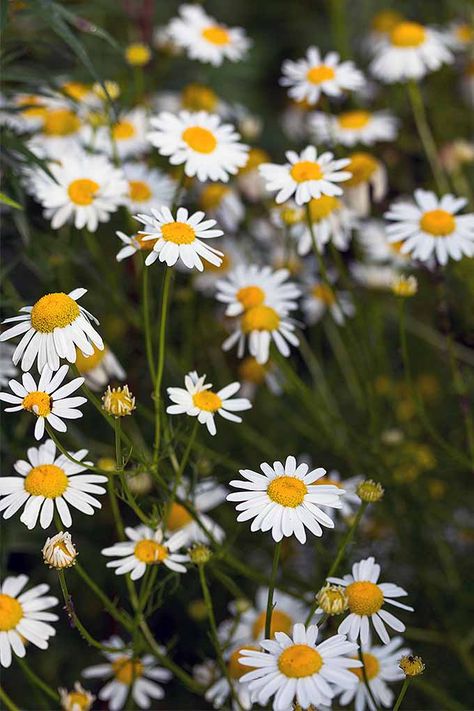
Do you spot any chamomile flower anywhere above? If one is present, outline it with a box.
[167,4,250,66]
[123,163,176,213]
[74,344,125,391]
[204,654,253,711]
[309,110,398,147]
[280,47,365,105]
[136,206,224,271]
[167,370,251,436]
[115,230,157,262]
[443,21,474,52]
[339,637,410,711]
[259,146,351,206]
[239,622,361,710]
[0,438,106,529]
[0,365,86,440]
[302,279,355,326]
[370,21,453,83]
[216,264,301,317]
[102,526,189,580]
[365,10,405,55]
[0,574,58,668]
[293,195,357,255]
[166,478,228,544]
[314,471,362,521]
[198,183,244,232]
[328,556,414,644]
[238,357,283,399]
[384,189,474,265]
[343,153,388,217]
[0,343,17,387]
[59,682,95,711]
[83,636,171,710]
[0,288,103,372]
[358,219,411,266]
[33,106,82,158]
[92,108,150,159]
[222,302,300,365]
[237,147,271,202]
[28,150,127,231]
[147,110,249,182]
[227,455,344,543]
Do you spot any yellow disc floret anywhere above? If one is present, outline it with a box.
[200,184,230,211]
[31,292,80,333]
[75,344,106,373]
[290,161,323,182]
[201,26,230,45]
[252,609,293,639]
[182,126,217,153]
[102,385,136,417]
[228,645,258,679]
[193,390,222,412]
[350,652,380,681]
[390,21,426,47]
[125,42,151,66]
[68,179,100,206]
[312,284,336,305]
[42,108,80,136]
[0,594,23,631]
[134,539,168,564]
[22,391,52,417]
[112,120,136,141]
[346,581,384,615]
[420,209,456,236]
[167,503,193,530]
[267,476,307,508]
[237,285,265,310]
[306,65,336,84]
[25,464,68,498]
[345,153,378,186]
[338,111,371,130]
[129,180,152,203]
[278,645,323,678]
[309,195,340,221]
[111,657,144,685]
[161,221,196,245]
[181,84,218,112]
[241,305,280,333]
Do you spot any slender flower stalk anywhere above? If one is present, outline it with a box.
[153,267,173,465]
[265,540,282,638]
[16,657,60,704]
[142,261,156,383]
[393,678,411,711]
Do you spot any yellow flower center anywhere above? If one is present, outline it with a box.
[161,221,196,245]
[290,161,323,183]
[306,64,336,84]
[346,581,384,615]
[350,652,380,681]
[167,503,193,531]
[280,206,305,225]
[136,233,157,251]
[200,184,230,210]
[0,594,23,631]
[201,25,230,45]
[112,120,136,141]
[111,657,144,685]
[311,283,336,305]
[129,180,152,203]
[42,108,81,136]
[62,82,90,101]
[238,357,268,384]
[456,24,473,43]
[182,126,217,153]
[241,305,280,333]
[67,692,91,710]
[102,386,135,417]
[125,43,151,66]
[18,95,47,119]
[345,152,378,186]
[22,391,52,417]
[25,464,68,498]
[181,84,218,112]
[75,344,106,372]
[371,10,403,34]
[193,390,222,412]
[237,285,265,310]
[315,476,342,487]
[338,111,371,130]
[267,475,307,507]
[134,539,168,564]
[309,195,340,221]
[252,609,293,639]
[31,292,80,332]
[68,178,100,206]
[228,645,259,679]
[278,645,323,678]
[390,21,426,47]
[420,209,456,236]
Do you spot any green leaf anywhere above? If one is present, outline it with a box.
[0,191,22,210]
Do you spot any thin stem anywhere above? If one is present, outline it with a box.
[407,81,449,193]
[142,261,156,383]
[393,678,411,711]
[74,561,133,629]
[265,541,282,639]
[153,267,173,466]
[16,658,59,703]
[0,686,20,711]
[164,420,199,527]
[45,423,112,475]
[358,645,379,711]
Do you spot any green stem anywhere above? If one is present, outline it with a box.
[0,686,20,711]
[164,420,199,527]
[393,678,411,711]
[265,541,282,639]
[44,423,113,475]
[358,645,379,711]
[407,81,449,193]
[142,261,156,384]
[16,658,59,703]
[328,0,349,58]
[74,561,133,629]
[153,267,173,466]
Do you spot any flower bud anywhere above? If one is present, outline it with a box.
[399,654,425,677]
[59,682,95,711]
[316,584,349,615]
[391,275,418,297]
[42,531,77,569]
[188,543,212,565]
[357,479,384,503]
[102,384,136,417]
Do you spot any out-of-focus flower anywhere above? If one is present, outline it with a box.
[88,108,149,160]
[357,480,384,503]
[92,80,120,101]
[59,681,95,711]
[198,183,244,232]
[123,163,175,213]
[43,531,77,569]
[309,109,398,147]
[125,42,152,66]
[294,195,357,254]
[391,274,418,297]
[166,477,227,544]
[366,10,405,54]
[357,219,409,265]
[443,21,474,52]
[343,153,388,216]
[238,357,283,398]
[188,543,212,565]
[0,343,17,387]
[181,83,219,112]
[439,140,474,174]
[302,279,355,326]
[102,384,135,418]
[75,344,125,391]
[237,147,270,201]
[216,264,300,317]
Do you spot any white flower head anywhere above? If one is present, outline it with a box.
[166,477,228,544]
[293,195,357,255]
[88,107,150,159]
[123,162,176,214]
[75,344,125,391]
[59,681,95,711]
[309,109,398,147]
[343,154,388,217]
[216,264,301,317]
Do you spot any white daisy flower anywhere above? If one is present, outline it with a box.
[227,455,344,543]
[222,302,300,365]
[443,21,474,52]
[0,288,103,372]
[239,622,361,710]
[30,105,82,159]
[0,438,106,529]
[167,370,252,436]
[259,146,351,206]
[59,681,95,711]
[0,343,17,387]
[167,4,250,66]
[101,526,189,581]
[123,162,176,214]
[88,107,149,159]
[27,149,127,232]
[0,365,86,440]
[205,658,253,711]
[328,556,414,645]
[6,92,51,132]
[339,636,410,711]
[370,21,453,83]
[147,110,249,182]
[364,10,405,57]
[238,357,283,399]
[351,263,402,292]
[166,477,227,544]
[74,344,125,391]
[136,206,224,271]
[343,153,388,217]
[198,183,244,232]
[313,470,362,520]
[115,230,158,262]
[302,278,355,326]
[357,219,411,266]
[83,636,172,710]
[280,46,365,105]
[0,574,58,668]
[384,189,474,265]
[292,195,357,255]
[309,110,398,147]
[216,264,301,317]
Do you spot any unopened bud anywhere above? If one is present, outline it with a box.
[357,479,384,503]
